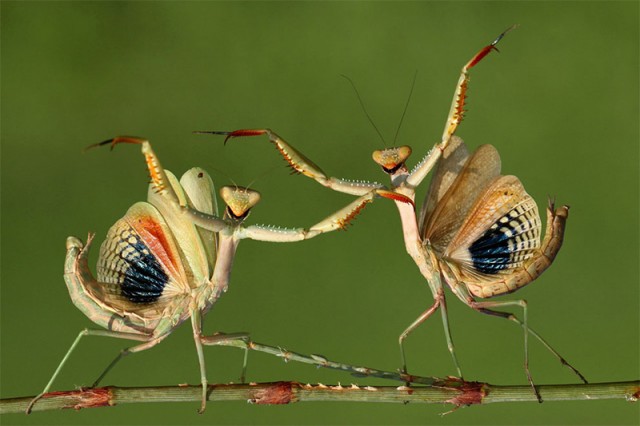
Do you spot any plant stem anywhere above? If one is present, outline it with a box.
[6,337,638,414]
[2,381,638,414]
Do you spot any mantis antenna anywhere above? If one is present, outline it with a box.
[392,70,418,147]
[340,74,387,147]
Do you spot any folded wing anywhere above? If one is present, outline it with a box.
[421,141,501,255]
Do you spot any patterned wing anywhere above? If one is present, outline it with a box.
[422,143,501,255]
[419,136,469,235]
[444,175,541,279]
[96,202,189,312]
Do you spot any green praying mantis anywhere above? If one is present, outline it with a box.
[199,26,587,402]
[28,27,586,414]
[27,136,403,414]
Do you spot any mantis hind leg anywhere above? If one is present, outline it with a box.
[444,264,586,403]
[91,334,167,388]
[469,303,587,384]
[446,274,552,402]
[26,328,154,414]
[464,298,543,402]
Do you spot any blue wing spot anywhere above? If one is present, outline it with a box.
[121,239,168,304]
[469,223,516,275]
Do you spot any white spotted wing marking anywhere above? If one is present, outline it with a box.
[419,138,542,282]
[96,202,189,316]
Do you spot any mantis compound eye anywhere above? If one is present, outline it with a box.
[220,186,261,220]
[372,146,412,174]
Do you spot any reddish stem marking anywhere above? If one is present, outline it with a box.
[249,382,295,405]
[44,387,114,410]
[444,380,487,407]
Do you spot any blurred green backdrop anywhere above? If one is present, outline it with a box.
[1,2,638,425]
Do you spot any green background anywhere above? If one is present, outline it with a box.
[2,1,638,425]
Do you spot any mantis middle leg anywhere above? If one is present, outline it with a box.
[190,308,252,413]
[399,287,462,379]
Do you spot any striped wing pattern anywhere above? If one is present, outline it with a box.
[97,202,188,310]
[421,140,542,283]
[445,176,541,279]
[467,198,540,274]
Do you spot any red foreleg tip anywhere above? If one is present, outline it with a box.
[230,129,268,137]
[195,129,268,145]
[468,45,495,69]
[225,129,269,144]
[110,136,146,150]
[468,25,517,69]
[84,136,140,152]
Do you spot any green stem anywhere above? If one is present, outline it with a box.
[6,337,638,414]
[2,381,638,414]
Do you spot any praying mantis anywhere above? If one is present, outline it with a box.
[200,26,588,402]
[27,136,399,414]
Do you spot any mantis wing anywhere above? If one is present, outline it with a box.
[444,175,541,281]
[418,136,469,235]
[180,167,218,277]
[421,143,501,255]
[94,201,190,318]
[148,170,212,287]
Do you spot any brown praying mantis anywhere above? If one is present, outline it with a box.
[198,26,588,402]
[27,136,402,414]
